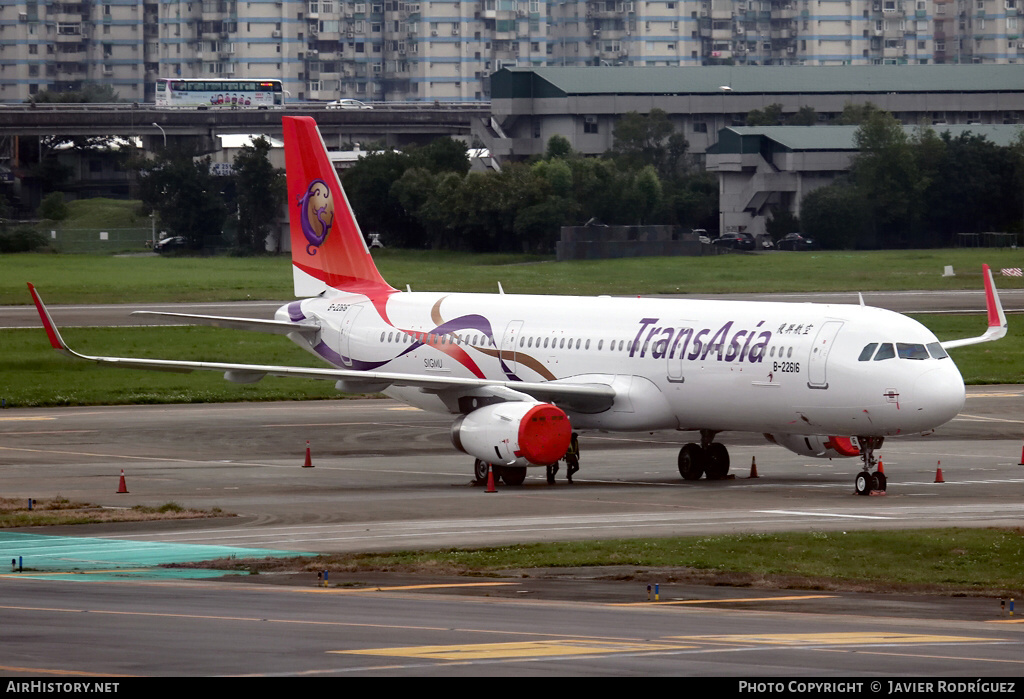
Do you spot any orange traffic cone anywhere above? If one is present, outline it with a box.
[877,459,885,474]
[1018,442,1024,466]
[485,465,498,493]
[303,440,314,468]
[934,461,944,483]
[117,469,128,494]
[748,456,759,478]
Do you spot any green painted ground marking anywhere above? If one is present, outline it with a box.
[0,532,311,581]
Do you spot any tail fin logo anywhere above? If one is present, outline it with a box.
[298,178,334,256]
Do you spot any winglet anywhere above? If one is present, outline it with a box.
[982,263,1007,333]
[940,264,1008,350]
[27,283,71,354]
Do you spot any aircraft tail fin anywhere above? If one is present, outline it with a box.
[282,116,394,298]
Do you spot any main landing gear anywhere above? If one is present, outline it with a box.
[474,433,581,487]
[474,459,527,486]
[678,430,731,481]
[854,436,887,496]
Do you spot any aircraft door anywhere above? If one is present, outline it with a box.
[338,304,363,367]
[500,320,524,374]
[666,322,694,383]
[807,320,843,389]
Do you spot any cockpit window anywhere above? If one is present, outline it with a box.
[896,342,929,360]
[873,343,895,360]
[927,342,949,360]
[858,343,878,361]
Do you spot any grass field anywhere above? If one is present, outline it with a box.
[223,528,1024,596]
[0,249,1020,407]
[4,250,1022,592]
[2,247,1023,305]
[0,312,1018,407]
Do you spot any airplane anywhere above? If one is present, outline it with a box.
[28,115,1009,495]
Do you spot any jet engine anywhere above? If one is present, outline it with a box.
[451,402,571,468]
[763,433,864,459]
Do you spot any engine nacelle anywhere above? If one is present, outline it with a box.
[451,402,571,468]
[764,433,865,459]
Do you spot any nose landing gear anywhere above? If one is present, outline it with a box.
[854,436,886,496]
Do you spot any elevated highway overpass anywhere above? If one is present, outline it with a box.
[0,103,489,151]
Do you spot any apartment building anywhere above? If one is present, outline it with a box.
[0,0,1020,104]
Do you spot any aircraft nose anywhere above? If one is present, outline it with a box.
[913,365,966,427]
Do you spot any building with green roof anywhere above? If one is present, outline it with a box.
[479,65,1024,160]
[706,124,1024,237]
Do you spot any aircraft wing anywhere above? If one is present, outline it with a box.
[29,284,615,411]
[940,264,1008,350]
[131,311,321,340]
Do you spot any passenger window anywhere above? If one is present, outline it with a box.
[598,340,603,350]
[927,342,948,360]
[873,343,895,360]
[897,343,929,360]
[858,343,878,361]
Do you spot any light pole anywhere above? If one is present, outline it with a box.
[152,122,166,148]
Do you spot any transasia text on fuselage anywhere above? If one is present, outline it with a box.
[630,317,782,363]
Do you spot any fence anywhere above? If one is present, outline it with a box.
[955,232,1020,248]
[44,227,156,253]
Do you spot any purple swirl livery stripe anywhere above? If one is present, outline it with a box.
[312,341,391,372]
[425,313,520,381]
[287,301,307,323]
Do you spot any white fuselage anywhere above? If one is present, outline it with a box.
[277,291,966,439]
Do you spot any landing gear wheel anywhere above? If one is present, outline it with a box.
[855,471,874,496]
[873,471,887,492]
[474,459,490,485]
[495,465,527,486]
[705,443,731,480]
[678,443,705,481]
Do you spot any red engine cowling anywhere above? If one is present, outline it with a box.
[451,402,571,468]
[764,433,863,459]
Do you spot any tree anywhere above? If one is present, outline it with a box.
[232,136,286,253]
[662,173,719,231]
[919,131,1020,243]
[746,103,784,126]
[786,106,818,126]
[37,192,69,221]
[800,181,866,249]
[836,101,882,126]
[408,137,470,176]
[30,82,120,104]
[849,110,923,246]
[342,149,414,244]
[137,145,227,250]
[545,134,573,160]
[609,109,689,179]
[765,205,799,241]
